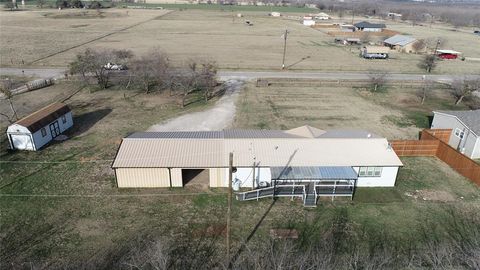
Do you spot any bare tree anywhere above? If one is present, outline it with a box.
[0,79,18,123]
[450,78,480,105]
[130,50,169,94]
[37,0,46,8]
[418,55,437,73]
[368,70,389,92]
[412,39,426,53]
[69,48,124,89]
[417,78,434,104]
[359,32,371,44]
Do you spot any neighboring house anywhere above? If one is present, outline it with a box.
[112,126,403,206]
[340,24,356,32]
[354,21,386,32]
[303,19,315,26]
[383,35,418,53]
[387,12,402,19]
[335,37,361,45]
[6,103,73,151]
[314,12,330,20]
[361,46,390,59]
[431,110,480,159]
[436,49,462,60]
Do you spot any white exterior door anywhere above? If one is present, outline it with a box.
[10,134,34,150]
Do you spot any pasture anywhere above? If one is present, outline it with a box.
[1,8,480,74]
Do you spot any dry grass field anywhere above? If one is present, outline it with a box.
[0,81,479,267]
[1,8,479,74]
[233,81,469,139]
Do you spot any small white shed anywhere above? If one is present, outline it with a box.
[6,103,73,151]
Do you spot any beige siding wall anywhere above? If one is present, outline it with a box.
[209,168,227,187]
[171,168,183,187]
[116,168,170,188]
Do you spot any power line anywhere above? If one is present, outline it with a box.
[0,192,227,198]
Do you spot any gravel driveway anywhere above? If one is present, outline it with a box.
[148,80,244,131]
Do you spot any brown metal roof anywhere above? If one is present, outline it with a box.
[14,103,71,133]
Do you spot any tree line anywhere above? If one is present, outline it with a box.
[69,48,218,107]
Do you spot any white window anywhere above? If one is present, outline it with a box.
[41,128,47,137]
[454,128,465,139]
[359,167,383,177]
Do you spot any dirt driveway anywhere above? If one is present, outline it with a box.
[148,80,244,131]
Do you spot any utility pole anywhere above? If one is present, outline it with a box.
[281,29,289,70]
[433,39,440,55]
[226,152,233,265]
[351,10,355,25]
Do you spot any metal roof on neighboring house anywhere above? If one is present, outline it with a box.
[384,35,417,46]
[354,21,386,29]
[317,129,381,138]
[271,166,358,180]
[11,103,71,133]
[436,49,461,55]
[112,126,403,169]
[434,110,480,135]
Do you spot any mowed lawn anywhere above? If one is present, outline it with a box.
[1,8,479,74]
[0,82,479,267]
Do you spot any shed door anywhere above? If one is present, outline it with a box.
[49,121,61,138]
[10,134,33,150]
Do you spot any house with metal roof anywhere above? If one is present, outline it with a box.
[354,21,386,32]
[112,126,403,207]
[384,35,418,53]
[6,103,73,151]
[431,110,480,159]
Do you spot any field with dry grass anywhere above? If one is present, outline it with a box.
[1,8,479,74]
[0,80,479,267]
[233,80,470,139]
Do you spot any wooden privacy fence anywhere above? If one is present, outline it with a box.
[391,129,480,186]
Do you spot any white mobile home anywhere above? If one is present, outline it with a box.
[431,110,480,159]
[6,103,73,151]
[112,126,403,206]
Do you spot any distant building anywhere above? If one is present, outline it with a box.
[270,11,281,17]
[384,35,418,53]
[361,46,389,59]
[431,110,480,159]
[340,24,356,32]
[354,21,386,32]
[335,37,361,45]
[387,12,402,19]
[6,103,73,151]
[314,12,330,20]
[303,19,316,26]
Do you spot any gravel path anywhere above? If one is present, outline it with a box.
[148,80,244,131]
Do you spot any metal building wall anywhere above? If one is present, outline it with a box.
[116,168,170,188]
[171,168,183,187]
[209,168,227,187]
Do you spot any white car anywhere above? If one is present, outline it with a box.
[104,63,126,70]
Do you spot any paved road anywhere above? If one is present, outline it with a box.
[217,71,480,83]
[0,67,66,79]
[1,67,479,83]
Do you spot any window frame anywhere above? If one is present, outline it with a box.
[359,166,383,177]
[41,128,47,137]
[454,128,465,139]
[61,115,67,124]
